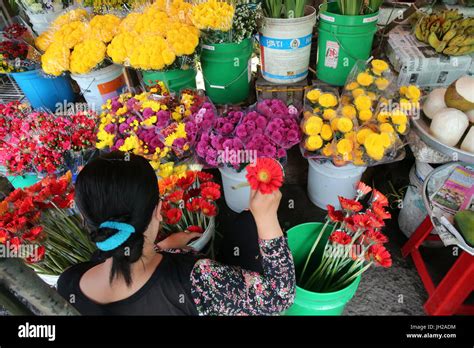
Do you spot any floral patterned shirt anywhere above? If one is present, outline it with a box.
[190,236,296,315]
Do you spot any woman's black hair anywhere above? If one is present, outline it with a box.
[75,151,159,286]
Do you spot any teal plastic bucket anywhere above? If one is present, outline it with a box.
[142,69,197,93]
[316,2,379,86]
[10,69,75,111]
[284,222,361,315]
[200,38,253,105]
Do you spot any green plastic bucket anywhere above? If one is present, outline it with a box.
[0,166,41,189]
[284,222,361,315]
[316,2,379,86]
[200,38,253,105]
[142,69,197,93]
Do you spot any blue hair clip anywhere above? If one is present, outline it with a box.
[96,221,136,251]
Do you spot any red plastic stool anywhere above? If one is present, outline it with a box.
[402,214,474,315]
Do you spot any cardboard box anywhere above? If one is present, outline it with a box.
[255,76,309,110]
[386,25,473,88]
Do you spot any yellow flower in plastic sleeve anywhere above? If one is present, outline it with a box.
[337,139,353,156]
[375,77,390,90]
[358,109,373,122]
[322,143,333,157]
[377,111,391,123]
[353,148,366,166]
[70,39,106,74]
[364,133,385,161]
[356,72,374,87]
[399,86,408,95]
[345,82,359,91]
[342,105,356,119]
[318,93,338,108]
[51,8,89,29]
[371,59,389,75]
[302,116,323,136]
[330,118,339,132]
[391,110,408,125]
[53,21,89,49]
[35,30,54,52]
[340,95,352,106]
[354,95,372,111]
[405,85,421,100]
[89,14,122,43]
[337,117,353,133]
[41,42,70,76]
[379,132,393,148]
[306,89,321,103]
[304,135,323,151]
[356,128,374,145]
[352,88,365,99]
[396,123,407,134]
[380,123,395,134]
[321,124,333,141]
[323,108,336,121]
[107,32,139,65]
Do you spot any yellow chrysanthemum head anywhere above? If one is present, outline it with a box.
[371,59,389,74]
[306,89,321,103]
[405,85,421,100]
[342,105,357,119]
[51,8,89,30]
[364,133,385,161]
[358,109,373,122]
[323,108,336,121]
[345,81,359,91]
[304,135,323,151]
[336,117,353,133]
[354,95,372,111]
[89,14,122,43]
[357,72,374,87]
[356,128,374,145]
[70,39,106,75]
[320,124,333,141]
[375,77,390,91]
[107,32,139,65]
[52,21,88,49]
[337,139,354,156]
[391,110,408,125]
[41,42,70,76]
[35,30,54,52]
[352,88,366,99]
[191,0,235,32]
[318,93,338,108]
[302,116,323,136]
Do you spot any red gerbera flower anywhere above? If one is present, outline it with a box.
[371,201,391,220]
[245,158,283,194]
[344,216,356,232]
[186,197,203,212]
[367,244,392,268]
[164,208,182,225]
[186,225,204,234]
[8,236,21,251]
[0,229,8,244]
[200,200,217,217]
[371,189,389,207]
[356,181,372,197]
[17,196,34,216]
[365,229,388,244]
[366,210,385,228]
[23,226,43,242]
[161,200,171,212]
[197,171,213,182]
[352,214,373,230]
[327,205,344,222]
[201,187,221,201]
[338,197,363,212]
[177,171,196,189]
[183,188,201,202]
[329,230,352,245]
[6,189,26,203]
[167,190,184,204]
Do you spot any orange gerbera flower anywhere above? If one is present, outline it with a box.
[371,189,389,207]
[356,181,372,197]
[159,175,178,195]
[372,201,391,220]
[367,244,392,267]
[327,205,344,222]
[200,200,217,217]
[201,186,221,201]
[177,171,196,190]
[329,230,352,245]
[167,189,184,204]
[365,229,388,244]
[246,158,284,194]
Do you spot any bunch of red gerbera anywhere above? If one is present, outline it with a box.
[0,172,95,274]
[158,170,220,242]
[299,182,392,293]
[0,102,98,176]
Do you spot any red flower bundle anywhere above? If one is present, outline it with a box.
[299,182,392,293]
[158,170,221,244]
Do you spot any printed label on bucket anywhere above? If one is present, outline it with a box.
[319,13,335,23]
[363,15,379,23]
[97,75,126,102]
[324,41,339,69]
[260,34,312,50]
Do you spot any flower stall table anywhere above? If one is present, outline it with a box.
[401,162,474,316]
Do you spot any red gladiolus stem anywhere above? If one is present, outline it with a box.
[299,219,331,283]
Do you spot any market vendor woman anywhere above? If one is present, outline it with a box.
[58,152,295,315]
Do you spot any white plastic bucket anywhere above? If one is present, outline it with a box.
[27,10,62,35]
[259,6,316,83]
[219,166,250,213]
[188,217,215,251]
[307,160,366,210]
[71,64,127,111]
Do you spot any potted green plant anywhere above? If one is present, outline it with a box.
[259,0,317,83]
[285,182,393,315]
[316,0,383,86]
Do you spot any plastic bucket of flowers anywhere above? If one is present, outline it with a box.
[15,0,72,35]
[71,64,127,112]
[219,166,251,213]
[259,4,316,83]
[316,1,380,86]
[141,69,197,94]
[285,183,392,315]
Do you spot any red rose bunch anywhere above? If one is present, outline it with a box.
[0,104,98,176]
[299,181,392,293]
[158,170,220,243]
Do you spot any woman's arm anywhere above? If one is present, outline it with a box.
[190,190,296,315]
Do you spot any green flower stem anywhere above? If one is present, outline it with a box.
[331,261,373,291]
[299,219,331,283]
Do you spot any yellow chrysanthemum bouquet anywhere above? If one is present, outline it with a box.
[107,0,200,71]
[36,8,122,75]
